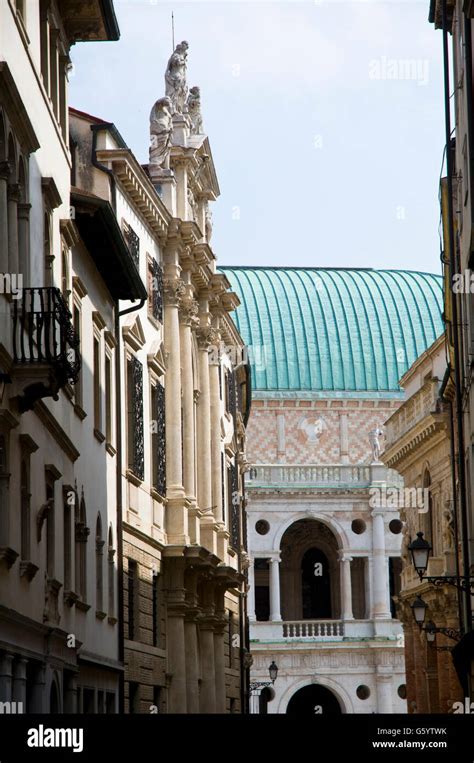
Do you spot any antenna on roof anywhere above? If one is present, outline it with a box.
[171,11,175,51]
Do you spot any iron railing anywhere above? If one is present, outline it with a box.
[12,287,81,385]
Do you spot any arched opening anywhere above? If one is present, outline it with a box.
[286,684,342,715]
[108,525,115,617]
[49,680,60,713]
[280,519,341,621]
[301,548,332,619]
[75,492,88,602]
[96,513,104,613]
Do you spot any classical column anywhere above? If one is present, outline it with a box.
[17,202,31,284]
[166,559,187,713]
[269,557,282,622]
[371,509,391,619]
[375,668,393,713]
[199,621,216,713]
[64,672,78,714]
[29,663,46,713]
[179,297,198,502]
[12,657,27,707]
[214,619,227,713]
[248,559,256,621]
[0,652,14,703]
[339,553,354,620]
[164,276,187,544]
[209,330,223,523]
[196,324,213,514]
[184,616,200,713]
[7,184,20,274]
[0,162,10,273]
[276,413,286,460]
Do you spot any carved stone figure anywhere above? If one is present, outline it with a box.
[165,40,189,114]
[186,86,203,133]
[187,187,197,222]
[442,506,455,551]
[205,203,213,243]
[368,426,384,462]
[149,97,173,170]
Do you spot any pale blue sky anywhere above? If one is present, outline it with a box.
[69,1,446,275]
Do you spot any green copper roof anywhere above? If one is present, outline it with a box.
[219,267,444,393]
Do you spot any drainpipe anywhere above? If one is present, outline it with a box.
[442,0,472,634]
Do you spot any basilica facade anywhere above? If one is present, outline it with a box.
[222,266,444,713]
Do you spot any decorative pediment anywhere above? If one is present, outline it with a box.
[122,314,146,351]
[147,341,167,377]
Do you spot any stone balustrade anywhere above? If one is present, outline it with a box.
[247,463,402,488]
[282,620,344,640]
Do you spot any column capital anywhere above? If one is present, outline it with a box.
[338,552,353,563]
[179,297,199,327]
[7,184,21,203]
[196,325,219,350]
[18,203,31,218]
[164,277,186,307]
[0,162,11,182]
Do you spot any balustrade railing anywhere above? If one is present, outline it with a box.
[282,620,344,639]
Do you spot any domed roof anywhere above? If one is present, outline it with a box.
[220,267,444,394]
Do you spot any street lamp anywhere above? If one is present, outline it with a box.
[249,661,279,694]
[408,532,431,579]
[410,596,427,627]
[424,620,436,643]
[268,661,278,683]
[408,530,474,593]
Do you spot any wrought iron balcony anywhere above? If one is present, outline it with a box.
[12,287,81,411]
[123,221,140,269]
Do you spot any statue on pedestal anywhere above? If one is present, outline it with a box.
[368,426,384,463]
[186,86,203,134]
[149,97,173,171]
[165,40,189,114]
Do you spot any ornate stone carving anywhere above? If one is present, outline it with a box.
[186,86,203,134]
[196,325,220,350]
[187,187,198,222]
[149,97,173,170]
[180,297,199,327]
[205,203,213,243]
[163,278,186,307]
[165,41,189,114]
[442,504,455,551]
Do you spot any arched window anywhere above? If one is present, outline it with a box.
[20,458,30,560]
[108,526,115,618]
[75,492,89,601]
[43,211,52,286]
[96,513,104,613]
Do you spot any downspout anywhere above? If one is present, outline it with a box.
[442,0,472,634]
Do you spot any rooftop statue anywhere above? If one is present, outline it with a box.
[368,426,384,463]
[187,86,203,134]
[149,97,173,170]
[165,40,189,114]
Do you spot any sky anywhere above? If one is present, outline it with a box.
[69,0,446,275]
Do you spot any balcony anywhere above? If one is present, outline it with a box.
[247,463,403,490]
[12,288,81,411]
[283,620,344,640]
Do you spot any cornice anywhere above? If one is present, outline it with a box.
[98,150,170,239]
[383,414,448,470]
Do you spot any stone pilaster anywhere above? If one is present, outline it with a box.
[7,183,20,275]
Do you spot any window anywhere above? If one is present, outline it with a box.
[127,560,138,641]
[20,459,30,559]
[93,336,102,432]
[108,527,115,618]
[147,258,163,323]
[128,682,139,714]
[75,493,89,601]
[72,305,83,408]
[96,514,104,613]
[127,357,144,480]
[61,245,70,306]
[152,572,160,647]
[151,381,165,495]
[43,211,53,285]
[123,221,140,268]
[63,488,72,590]
[105,354,112,444]
[45,479,55,578]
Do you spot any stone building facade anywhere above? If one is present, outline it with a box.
[222,266,444,713]
[0,0,127,713]
[383,334,463,712]
[68,42,250,713]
